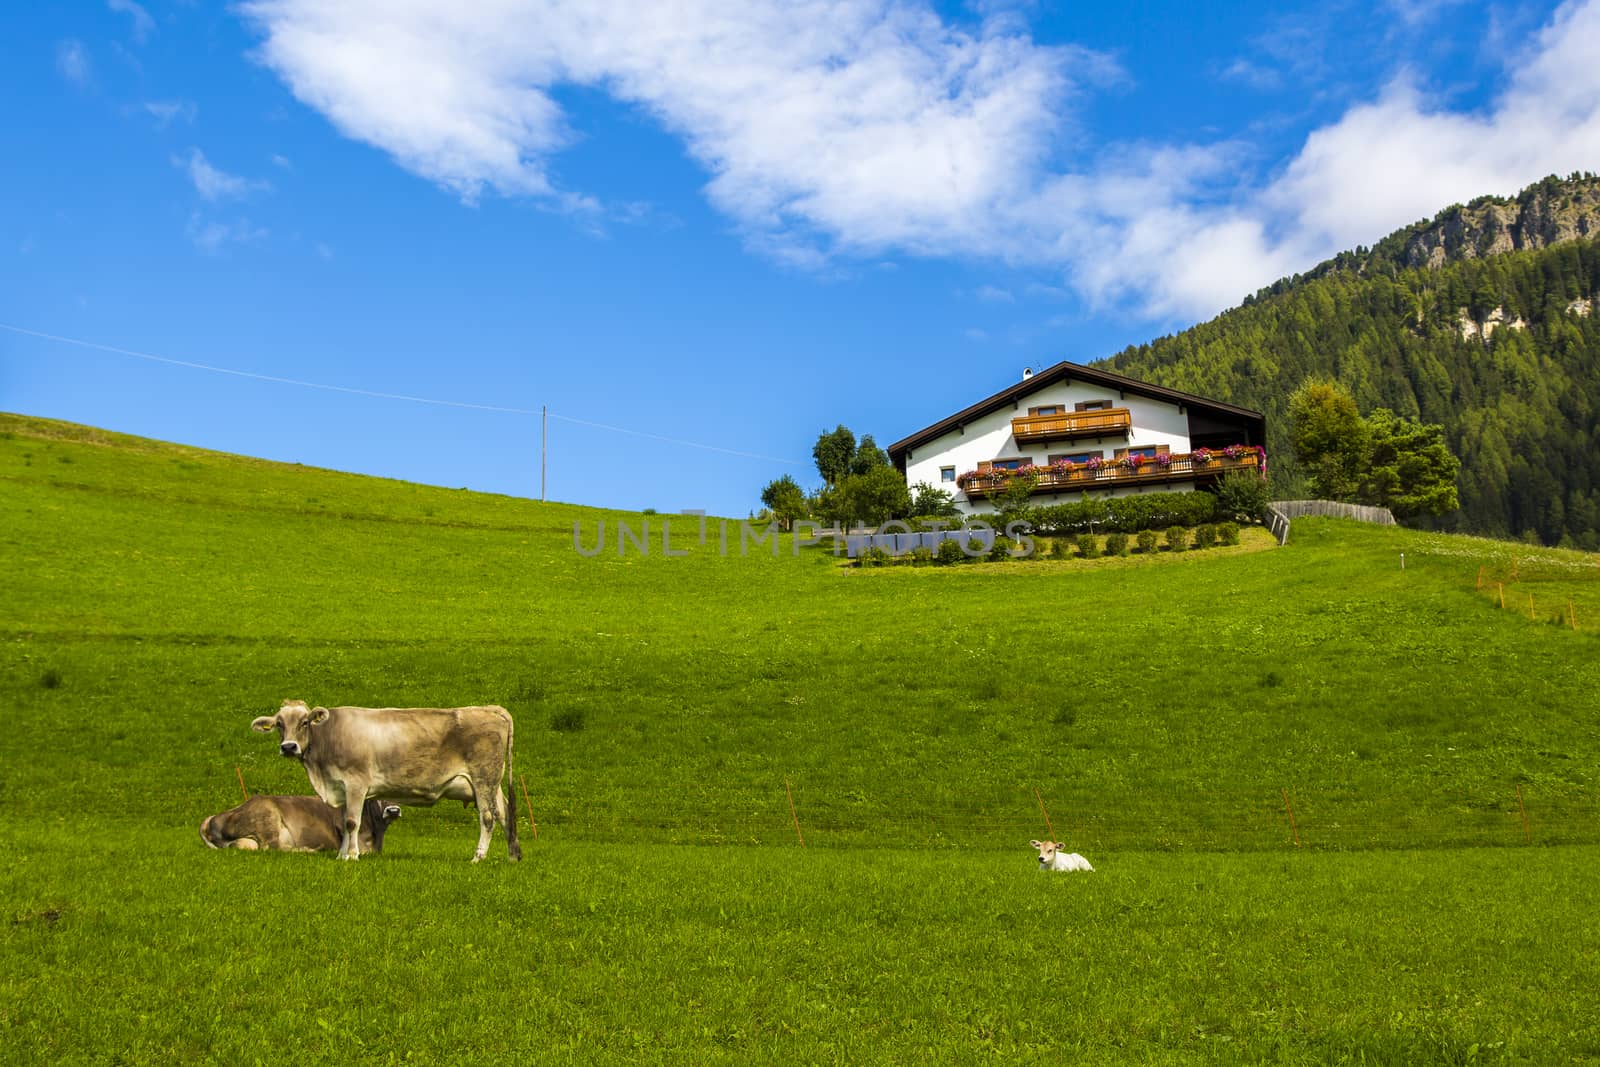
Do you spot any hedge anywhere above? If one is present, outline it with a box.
[1028,491,1218,535]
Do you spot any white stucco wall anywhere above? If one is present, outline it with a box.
[902,380,1194,515]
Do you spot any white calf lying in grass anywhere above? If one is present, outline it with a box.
[1031,840,1094,872]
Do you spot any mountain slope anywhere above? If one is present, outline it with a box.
[1100,175,1600,547]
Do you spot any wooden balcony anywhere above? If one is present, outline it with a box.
[1011,407,1132,445]
[960,449,1264,499]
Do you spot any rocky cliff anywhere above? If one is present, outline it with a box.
[1389,174,1600,269]
[1249,173,1600,299]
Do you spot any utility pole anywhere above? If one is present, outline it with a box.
[541,405,547,503]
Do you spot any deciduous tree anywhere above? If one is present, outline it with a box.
[910,481,961,518]
[1356,410,1461,519]
[1289,379,1367,500]
[759,474,808,531]
[848,434,889,475]
[812,426,856,488]
[826,466,912,528]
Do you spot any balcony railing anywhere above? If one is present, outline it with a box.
[1011,407,1132,445]
[959,448,1265,499]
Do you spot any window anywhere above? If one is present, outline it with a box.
[940,466,956,483]
[1074,399,1112,412]
[982,457,1028,471]
[1115,445,1171,461]
[1048,450,1102,465]
[1029,405,1063,416]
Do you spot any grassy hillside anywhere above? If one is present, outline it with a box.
[3,413,1599,1061]
[4,411,1596,848]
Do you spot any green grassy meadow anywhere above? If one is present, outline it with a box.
[3,413,1599,1062]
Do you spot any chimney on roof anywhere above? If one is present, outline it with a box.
[1022,367,1034,380]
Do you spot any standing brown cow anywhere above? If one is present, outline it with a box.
[251,700,521,862]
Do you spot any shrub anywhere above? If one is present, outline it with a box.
[1031,491,1219,535]
[909,545,935,566]
[1031,499,1109,536]
[510,679,546,704]
[1136,529,1159,554]
[1049,537,1071,560]
[1076,533,1101,559]
[1213,470,1270,523]
[550,709,586,733]
[1165,526,1189,552]
[908,482,962,519]
[859,546,892,568]
[965,537,988,561]
[936,538,966,566]
[1193,524,1218,549]
[1104,532,1130,556]
[988,536,1014,562]
[1218,521,1241,545]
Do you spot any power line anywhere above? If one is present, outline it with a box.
[0,322,537,414]
[547,411,800,465]
[0,322,802,465]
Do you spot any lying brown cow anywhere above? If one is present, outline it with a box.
[252,699,521,862]
[200,795,402,853]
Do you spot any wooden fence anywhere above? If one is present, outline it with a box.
[1267,500,1397,544]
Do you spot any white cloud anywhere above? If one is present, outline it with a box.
[1264,1,1600,260]
[974,284,1014,303]
[176,148,271,201]
[108,0,156,43]
[239,0,1600,321]
[240,1,1095,231]
[56,39,91,87]
[1382,0,1472,27]
[142,99,197,127]
[1217,57,1282,92]
[186,213,269,253]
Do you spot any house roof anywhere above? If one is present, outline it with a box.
[886,360,1265,463]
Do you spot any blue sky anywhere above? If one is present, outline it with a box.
[3,0,1594,515]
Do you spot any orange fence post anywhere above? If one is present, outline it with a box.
[1529,592,1536,620]
[1570,598,1578,631]
[1476,565,1484,590]
[1516,784,1532,845]
[1034,787,1057,841]
[1498,582,1505,609]
[519,774,538,840]
[235,766,248,803]
[1281,787,1302,848]
[785,777,805,847]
